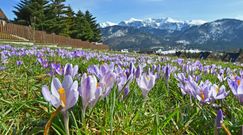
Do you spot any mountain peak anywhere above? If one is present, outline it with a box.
[124,18,143,24]
[186,19,207,25]
[99,21,117,28]
[163,17,183,23]
[100,17,207,31]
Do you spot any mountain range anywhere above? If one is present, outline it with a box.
[100,17,243,51]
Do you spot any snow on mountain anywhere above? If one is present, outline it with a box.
[186,19,207,25]
[100,17,207,31]
[101,18,243,51]
[99,21,117,28]
[123,18,143,24]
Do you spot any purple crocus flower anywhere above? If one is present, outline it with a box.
[175,73,191,95]
[88,65,101,78]
[0,66,5,70]
[228,78,243,103]
[209,84,229,100]
[42,75,79,112]
[189,80,212,104]
[117,70,134,97]
[155,64,161,78]
[99,71,116,97]
[177,58,184,65]
[117,73,129,92]
[79,73,101,112]
[240,70,243,78]
[217,74,226,82]
[216,109,223,129]
[129,62,136,75]
[136,73,156,97]
[16,60,23,66]
[87,64,114,80]
[64,63,78,78]
[151,64,156,74]
[51,63,63,75]
[163,65,172,82]
[100,63,110,75]
[42,75,78,135]
[1,52,8,64]
[135,65,143,79]
[37,57,48,68]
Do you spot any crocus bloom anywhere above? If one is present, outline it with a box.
[42,75,79,111]
[51,63,63,75]
[99,71,116,97]
[117,71,133,97]
[136,73,156,97]
[175,73,191,95]
[228,78,243,103]
[189,80,212,104]
[217,74,226,82]
[135,65,143,79]
[37,57,48,68]
[87,64,113,80]
[164,65,171,81]
[88,65,101,78]
[0,66,5,71]
[209,84,229,100]
[129,62,136,75]
[79,73,101,111]
[1,52,8,64]
[240,70,243,78]
[216,109,223,129]
[64,63,79,78]
[16,60,23,66]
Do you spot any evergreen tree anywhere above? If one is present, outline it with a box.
[43,0,67,34]
[84,11,101,42]
[13,0,102,42]
[72,10,93,41]
[13,0,32,25]
[13,0,48,29]
[62,6,75,37]
[28,0,49,30]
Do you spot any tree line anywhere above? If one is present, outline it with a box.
[13,0,101,42]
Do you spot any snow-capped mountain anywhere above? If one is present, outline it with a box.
[100,17,207,31]
[101,18,243,51]
[99,21,117,28]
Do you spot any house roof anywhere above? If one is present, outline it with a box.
[0,9,8,21]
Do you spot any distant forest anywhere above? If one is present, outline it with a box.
[12,0,101,42]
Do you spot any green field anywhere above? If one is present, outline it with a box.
[1,45,243,135]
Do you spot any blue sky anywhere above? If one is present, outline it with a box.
[1,0,243,23]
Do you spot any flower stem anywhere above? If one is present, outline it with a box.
[221,123,231,135]
[44,106,62,135]
[63,111,70,135]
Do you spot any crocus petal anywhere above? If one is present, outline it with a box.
[135,65,142,78]
[66,81,79,110]
[64,63,72,75]
[42,85,60,108]
[228,79,237,95]
[237,79,243,95]
[62,75,73,98]
[124,87,130,97]
[72,65,79,77]
[238,94,243,103]
[42,85,52,102]
[80,74,97,110]
[51,78,62,99]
